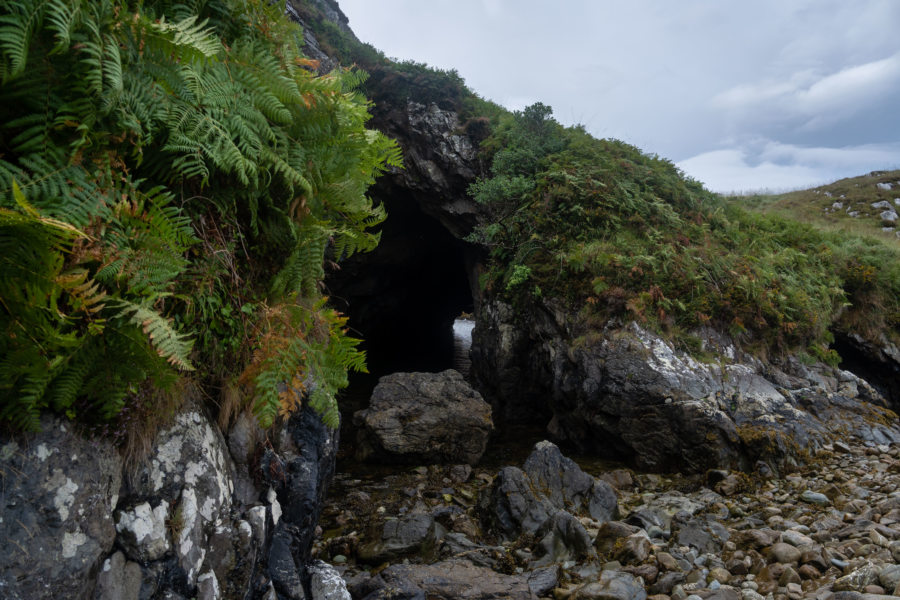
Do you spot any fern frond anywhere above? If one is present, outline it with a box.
[111,299,195,371]
[139,15,222,63]
[44,0,79,53]
[0,0,49,80]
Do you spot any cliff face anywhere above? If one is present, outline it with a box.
[325,96,485,373]
[295,2,900,473]
[473,298,900,473]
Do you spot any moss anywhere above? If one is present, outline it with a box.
[165,501,184,543]
[735,424,803,461]
[467,102,900,363]
[863,403,899,427]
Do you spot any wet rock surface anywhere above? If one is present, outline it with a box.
[354,370,494,465]
[317,437,900,600]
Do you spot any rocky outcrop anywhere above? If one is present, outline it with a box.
[120,409,237,590]
[479,441,618,540]
[0,399,343,600]
[0,418,122,600]
[354,370,494,465]
[323,51,485,375]
[367,95,482,239]
[473,299,900,473]
[256,403,341,599]
[835,330,900,408]
[284,0,350,74]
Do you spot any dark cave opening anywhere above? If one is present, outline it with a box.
[327,190,477,378]
[833,333,900,409]
[326,188,482,465]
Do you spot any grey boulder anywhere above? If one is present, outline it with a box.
[355,370,493,465]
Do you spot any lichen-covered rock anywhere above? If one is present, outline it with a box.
[473,299,900,472]
[0,417,122,600]
[114,500,171,562]
[126,409,235,587]
[355,370,493,465]
[308,560,352,600]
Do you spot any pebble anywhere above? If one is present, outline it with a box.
[800,490,831,506]
[781,530,814,547]
[769,542,802,564]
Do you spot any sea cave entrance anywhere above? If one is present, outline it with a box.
[327,190,478,378]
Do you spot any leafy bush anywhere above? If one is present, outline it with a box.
[0,0,400,431]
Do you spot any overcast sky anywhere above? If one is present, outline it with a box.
[336,0,900,193]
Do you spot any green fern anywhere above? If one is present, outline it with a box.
[111,300,195,371]
[1,0,401,431]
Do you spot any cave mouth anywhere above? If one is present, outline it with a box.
[327,190,477,380]
[832,332,900,409]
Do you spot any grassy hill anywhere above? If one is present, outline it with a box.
[738,170,900,245]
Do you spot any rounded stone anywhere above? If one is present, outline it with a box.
[768,542,802,564]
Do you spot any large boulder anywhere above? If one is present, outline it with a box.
[0,417,122,600]
[354,370,494,465]
[473,299,900,473]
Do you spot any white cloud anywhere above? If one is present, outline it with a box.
[712,71,819,110]
[678,141,900,194]
[712,52,900,129]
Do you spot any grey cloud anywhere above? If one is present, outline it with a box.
[338,0,900,191]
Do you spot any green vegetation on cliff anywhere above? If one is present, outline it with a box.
[296,5,900,361]
[470,104,900,359]
[0,0,400,432]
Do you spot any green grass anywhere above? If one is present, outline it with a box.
[737,170,900,246]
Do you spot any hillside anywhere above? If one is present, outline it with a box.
[739,170,900,244]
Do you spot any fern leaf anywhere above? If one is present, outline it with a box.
[112,300,195,371]
[45,0,78,54]
[141,15,221,63]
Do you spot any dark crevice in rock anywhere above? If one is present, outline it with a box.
[833,331,900,409]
